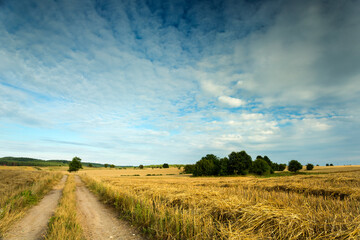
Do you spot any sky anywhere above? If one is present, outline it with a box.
[0,0,359,166]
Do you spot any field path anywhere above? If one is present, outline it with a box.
[75,175,144,240]
[3,174,67,240]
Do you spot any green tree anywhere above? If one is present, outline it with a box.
[104,164,109,168]
[288,160,302,172]
[306,163,314,170]
[68,157,83,172]
[219,157,230,176]
[228,151,252,175]
[139,164,144,169]
[88,163,93,167]
[183,164,195,174]
[110,164,115,168]
[193,154,220,176]
[251,159,271,175]
[163,163,169,168]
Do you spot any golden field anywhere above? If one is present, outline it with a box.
[0,168,62,236]
[80,166,360,239]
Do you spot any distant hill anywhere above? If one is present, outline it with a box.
[0,156,104,167]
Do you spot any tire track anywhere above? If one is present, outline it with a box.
[75,175,143,240]
[3,175,68,240]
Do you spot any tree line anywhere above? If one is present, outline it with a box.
[183,151,309,176]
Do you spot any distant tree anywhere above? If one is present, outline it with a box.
[219,157,230,176]
[306,163,314,170]
[288,160,302,172]
[228,151,252,175]
[68,157,83,172]
[88,163,93,167]
[183,164,195,174]
[139,164,144,169]
[278,164,286,171]
[193,154,220,176]
[251,159,271,175]
[330,163,334,166]
[326,163,329,166]
[163,163,169,168]
[110,164,115,168]
[104,164,109,168]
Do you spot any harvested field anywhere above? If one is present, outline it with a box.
[80,167,360,239]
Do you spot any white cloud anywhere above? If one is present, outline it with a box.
[218,96,245,108]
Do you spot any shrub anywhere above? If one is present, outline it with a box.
[306,163,314,170]
[163,163,169,168]
[251,159,271,175]
[139,165,144,169]
[110,164,115,168]
[288,160,302,172]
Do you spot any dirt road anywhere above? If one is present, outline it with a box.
[3,175,68,240]
[75,176,144,240]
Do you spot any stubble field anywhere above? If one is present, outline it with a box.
[80,166,360,239]
[1,165,360,239]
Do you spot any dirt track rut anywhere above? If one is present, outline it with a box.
[75,175,144,240]
[3,175,68,240]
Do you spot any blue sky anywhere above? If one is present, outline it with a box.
[0,0,359,166]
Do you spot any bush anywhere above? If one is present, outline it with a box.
[306,163,314,170]
[110,164,115,168]
[104,164,109,168]
[288,160,302,172]
[68,157,82,172]
[162,163,169,168]
[139,164,144,169]
[251,159,271,175]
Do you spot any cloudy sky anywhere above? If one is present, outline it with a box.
[0,0,359,166]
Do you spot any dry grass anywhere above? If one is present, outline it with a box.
[80,167,360,239]
[0,168,63,236]
[45,174,85,240]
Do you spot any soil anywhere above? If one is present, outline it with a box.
[3,175,68,240]
[75,175,144,240]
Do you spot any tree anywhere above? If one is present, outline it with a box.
[278,164,286,171]
[88,163,93,167]
[228,151,252,175]
[139,164,144,169]
[326,163,329,166]
[104,164,109,168]
[193,154,220,176]
[219,157,230,176]
[251,159,271,175]
[330,163,334,166]
[288,160,302,172]
[68,157,82,172]
[183,164,195,174]
[110,164,115,168]
[163,163,169,168]
[306,163,314,170]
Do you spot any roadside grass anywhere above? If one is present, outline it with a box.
[45,174,85,240]
[0,169,62,237]
[80,170,360,239]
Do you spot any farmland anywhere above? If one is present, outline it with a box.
[1,165,360,239]
[80,166,360,239]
